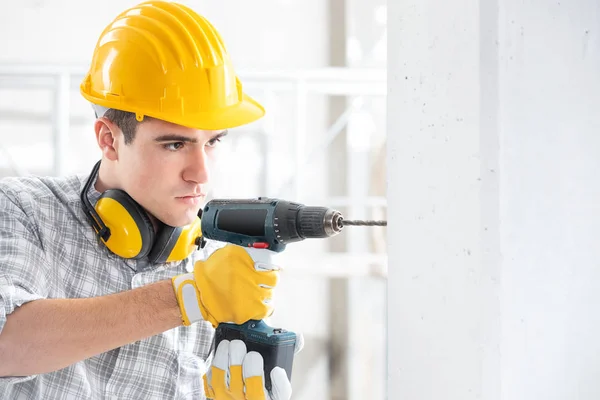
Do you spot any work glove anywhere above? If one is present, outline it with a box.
[172,244,280,327]
[204,336,304,400]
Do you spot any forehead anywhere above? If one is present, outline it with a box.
[137,118,222,139]
[139,117,191,134]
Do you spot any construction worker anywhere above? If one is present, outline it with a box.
[0,1,300,399]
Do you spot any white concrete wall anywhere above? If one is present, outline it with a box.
[388,0,600,399]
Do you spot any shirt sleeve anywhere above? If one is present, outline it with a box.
[0,185,50,384]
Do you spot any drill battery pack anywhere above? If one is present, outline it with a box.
[214,320,297,391]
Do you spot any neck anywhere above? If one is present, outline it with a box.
[94,161,118,194]
[93,161,161,233]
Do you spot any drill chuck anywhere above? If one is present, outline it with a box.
[297,206,343,238]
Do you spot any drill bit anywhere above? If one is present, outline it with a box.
[338,219,387,227]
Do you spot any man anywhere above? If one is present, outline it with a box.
[0,1,299,399]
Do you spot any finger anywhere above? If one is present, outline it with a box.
[256,270,280,290]
[258,285,276,303]
[243,247,282,271]
[242,351,268,400]
[294,332,304,354]
[248,298,274,322]
[242,287,275,314]
[228,340,247,399]
[203,369,216,399]
[211,340,231,397]
[203,349,216,397]
[270,367,292,400]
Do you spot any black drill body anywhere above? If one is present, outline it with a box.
[198,197,343,252]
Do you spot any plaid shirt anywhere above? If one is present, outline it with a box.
[0,172,219,399]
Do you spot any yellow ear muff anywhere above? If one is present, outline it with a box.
[148,216,202,264]
[94,189,155,259]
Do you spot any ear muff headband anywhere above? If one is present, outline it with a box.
[81,160,111,241]
[148,225,182,264]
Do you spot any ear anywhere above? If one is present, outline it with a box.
[95,117,120,161]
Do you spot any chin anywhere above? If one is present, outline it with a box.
[161,210,200,227]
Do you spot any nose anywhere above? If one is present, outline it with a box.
[182,148,210,184]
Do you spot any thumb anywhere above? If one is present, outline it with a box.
[190,260,219,327]
[269,367,292,400]
[294,333,304,354]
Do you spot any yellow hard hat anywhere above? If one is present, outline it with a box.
[80,1,265,130]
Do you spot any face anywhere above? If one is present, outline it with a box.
[100,117,227,227]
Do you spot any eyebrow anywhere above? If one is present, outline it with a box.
[154,130,228,143]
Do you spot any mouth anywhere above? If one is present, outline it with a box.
[177,193,205,198]
[175,194,205,205]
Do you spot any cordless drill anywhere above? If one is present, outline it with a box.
[197,197,345,391]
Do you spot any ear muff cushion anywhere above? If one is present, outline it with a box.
[95,189,155,259]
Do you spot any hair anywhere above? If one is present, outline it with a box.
[103,109,149,145]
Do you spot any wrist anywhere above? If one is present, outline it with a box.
[172,273,205,326]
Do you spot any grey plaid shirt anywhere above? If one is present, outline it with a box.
[0,172,219,399]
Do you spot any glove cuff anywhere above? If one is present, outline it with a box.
[172,273,205,326]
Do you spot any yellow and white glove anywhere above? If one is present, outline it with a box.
[203,336,304,400]
[172,244,280,327]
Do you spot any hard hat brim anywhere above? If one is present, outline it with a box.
[186,92,265,131]
[81,89,266,131]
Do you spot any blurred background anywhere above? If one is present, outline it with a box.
[0,1,387,399]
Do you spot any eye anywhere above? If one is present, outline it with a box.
[206,137,222,148]
[164,142,185,151]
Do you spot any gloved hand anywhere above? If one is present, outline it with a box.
[172,244,280,327]
[203,336,304,400]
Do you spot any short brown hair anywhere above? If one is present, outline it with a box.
[103,109,142,145]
